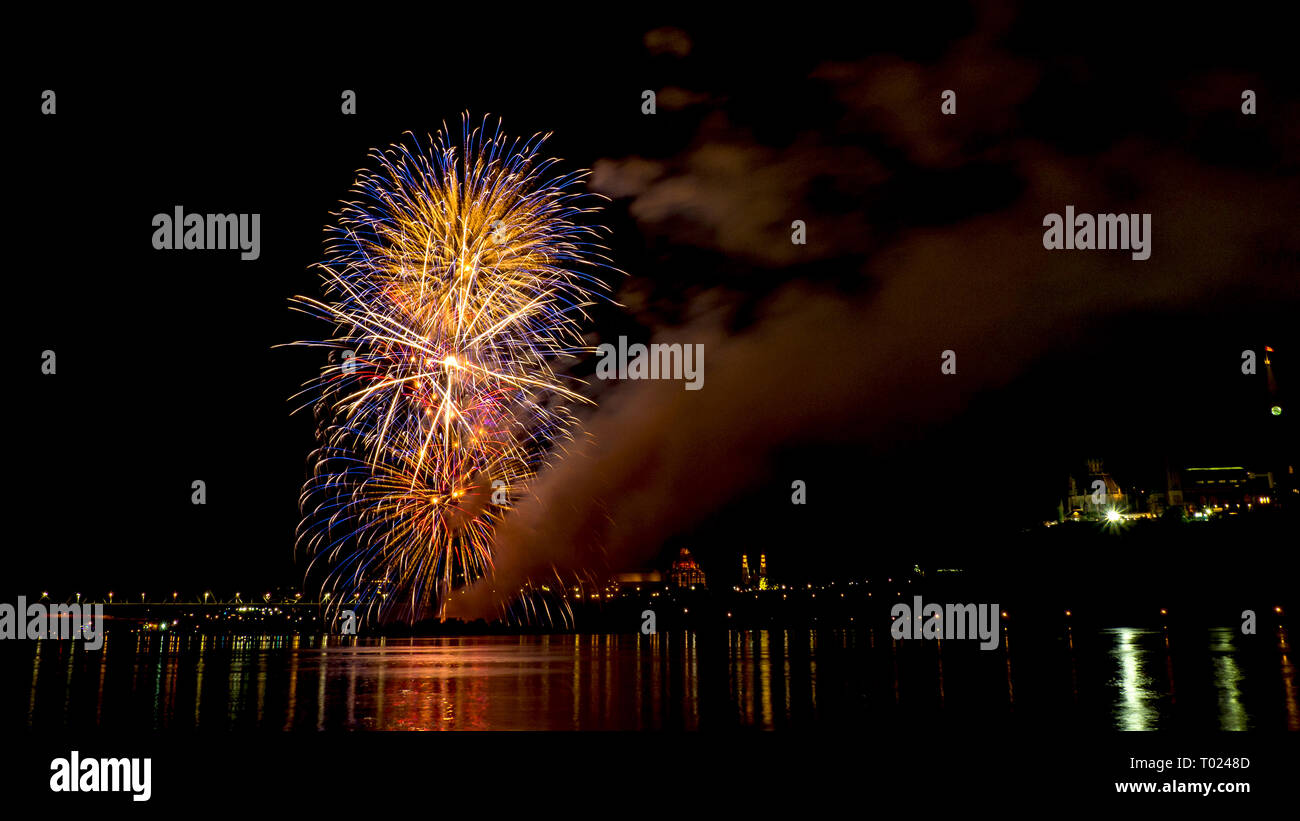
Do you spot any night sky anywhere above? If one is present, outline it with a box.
[12,7,1297,599]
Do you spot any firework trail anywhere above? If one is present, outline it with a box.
[289,115,612,624]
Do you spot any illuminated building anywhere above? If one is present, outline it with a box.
[670,548,707,589]
[1181,466,1274,511]
[612,571,665,595]
[1066,458,1129,520]
[739,553,770,589]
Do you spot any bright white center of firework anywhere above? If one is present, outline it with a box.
[1106,510,1121,522]
[443,355,459,368]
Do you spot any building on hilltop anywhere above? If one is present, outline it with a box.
[670,548,707,589]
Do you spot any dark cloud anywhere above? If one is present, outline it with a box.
[448,10,1299,617]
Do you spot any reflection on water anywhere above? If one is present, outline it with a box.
[1109,628,1159,731]
[3,627,1294,731]
[1209,628,1248,731]
[1103,626,1293,731]
[1281,628,1299,731]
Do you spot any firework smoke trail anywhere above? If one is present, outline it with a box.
[289,115,612,624]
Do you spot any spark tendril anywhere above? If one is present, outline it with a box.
[289,115,612,624]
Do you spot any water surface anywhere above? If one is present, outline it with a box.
[5,627,1295,731]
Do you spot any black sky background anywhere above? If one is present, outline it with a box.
[10,7,1298,598]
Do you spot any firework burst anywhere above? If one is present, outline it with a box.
[290,115,612,623]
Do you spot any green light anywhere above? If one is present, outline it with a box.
[1272,406,1283,416]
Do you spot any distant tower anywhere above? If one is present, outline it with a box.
[1089,458,1124,514]
[1265,346,1280,414]
[1262,346,1293,505]
[740,555,752,588]
[758,553,769,590]
[1165,462,1183,509]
